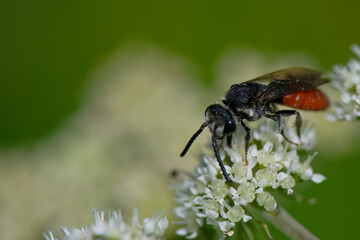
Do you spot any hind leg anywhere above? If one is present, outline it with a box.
[265,110,302,145]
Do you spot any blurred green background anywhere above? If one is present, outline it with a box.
[1,0,360,239]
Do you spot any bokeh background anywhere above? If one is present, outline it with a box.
[1,1,360,239]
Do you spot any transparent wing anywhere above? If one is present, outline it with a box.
[245,68,329,103]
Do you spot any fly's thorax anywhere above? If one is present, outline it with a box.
[236,105,267,121]
[224,82,268,121]
[205,104,237,139]
[225,83,267,105]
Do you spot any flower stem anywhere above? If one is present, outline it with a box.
[263,207,319,240]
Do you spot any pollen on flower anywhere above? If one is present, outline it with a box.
[209,179,228,198]
[201,199,220,212]
[231,161,247,179]
[256,192,277,212]
[255,168,277,188]
[280,176,296,189]
[256,143,276,167]
[237,182,256,203]
[227,205,245,223]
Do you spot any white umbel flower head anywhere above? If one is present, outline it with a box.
[44,209,168,240]
[173,119,325,238]
[327,44,360,121]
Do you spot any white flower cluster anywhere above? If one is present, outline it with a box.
[44,209,168,240]
[173,120,325,239]
[327,44,360,121]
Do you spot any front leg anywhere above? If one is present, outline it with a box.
[226,135,233,148]
[212,135,232,182]
[240,120,251,165]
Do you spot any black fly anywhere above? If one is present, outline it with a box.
[180,68,329,182]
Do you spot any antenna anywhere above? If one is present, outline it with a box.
[180,121,210,157]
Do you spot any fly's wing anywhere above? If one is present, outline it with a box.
[246,68,329,104]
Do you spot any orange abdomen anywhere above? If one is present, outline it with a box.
[282,89,329,110]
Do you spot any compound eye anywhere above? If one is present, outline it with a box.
[224,118,237,135]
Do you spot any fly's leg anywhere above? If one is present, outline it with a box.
[240,120,251,165]
[276,110,302,141]
[265,110,302,146]
[226,135,233,148]
[212,134,232,182]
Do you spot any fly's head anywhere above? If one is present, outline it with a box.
[205,104,237,139]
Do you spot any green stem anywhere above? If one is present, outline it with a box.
[263,207,319,240]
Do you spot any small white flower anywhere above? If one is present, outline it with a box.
[294,153,326,184]
[256,191,277,212]
[173,119,325,237]
[226,205,245,223]
[256,143,276,167]
[44,209,168,240]
[255,168,277,188]
[236,182,256,204]
[327,44,360,122]
[231,161,247,180]
[280,176,296,189]
[209,179,229,198]
[218,221,235,232]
